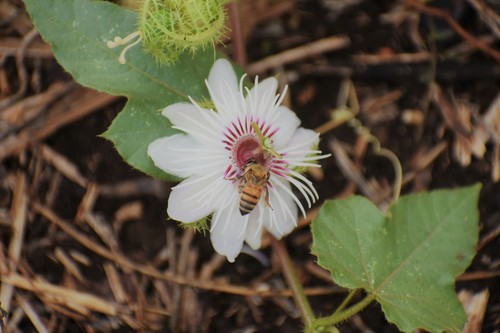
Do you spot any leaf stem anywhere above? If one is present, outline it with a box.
[271,237,315,330]
[332,289,357,316]
[313,293,375,330]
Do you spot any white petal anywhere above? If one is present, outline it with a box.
[210,196,249,262]
[245,77,278,119]
[244,217,263,250]
[167,172,225,223]
[162,103,222,145]
[261,179,298,239]
[270,106,301,150]
[207,59,239,111]
[280,128,320,161]
[148,134,225,178]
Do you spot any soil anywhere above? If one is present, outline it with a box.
[0,0,499,332]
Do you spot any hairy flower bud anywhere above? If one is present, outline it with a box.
[138,0,227,63]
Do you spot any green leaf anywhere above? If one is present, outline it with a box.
[311,184,481,333]
[24,0,218,180]
[101,99,181,181]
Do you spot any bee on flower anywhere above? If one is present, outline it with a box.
[148,59,329,262]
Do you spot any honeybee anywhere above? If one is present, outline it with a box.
[237,160,272,215]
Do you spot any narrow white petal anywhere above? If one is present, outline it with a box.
[217,88,242,123]
[269,106,301,149]
[208,59,239,114]
[148,134,224,178]
[279,128,319,156]
[189,96,225,129]
[208,179,238,219]
[210,198,249,262]
[287,169,319,201]
[245,77,278,119]
[287,155,329,162]
[286,176,313,208]
[271,175,307,218]
[209,182,238,232]
[162,103,222,145]
[244,216,263,250]
[167,173,224,223]
[261,180,298,239]
[286,149,322,155]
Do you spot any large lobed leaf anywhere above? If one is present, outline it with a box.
[311,184,481,333]
[23,0,218,180]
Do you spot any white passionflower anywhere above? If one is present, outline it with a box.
[148,59,329,262]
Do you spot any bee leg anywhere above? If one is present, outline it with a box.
[264,188,273,210]
[224,173,242,181]
[224,167,248,181]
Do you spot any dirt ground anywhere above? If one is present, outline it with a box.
[0,0,499,332]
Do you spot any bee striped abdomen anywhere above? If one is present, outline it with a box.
[236,159,270,216]
[239,186,262,215]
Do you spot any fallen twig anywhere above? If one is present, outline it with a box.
[404,0,500,62]
[1,273,121,316]
[32,201,342,298]
[329,139,381,203]
[36,144,88,188]
[466,0,500,39]
[247,35,350,74]
[0,87,118,162]
[15,295,49,333]
[0,172,27,313]
[0,37,53,59]
[0,29,39,110]
[352,51,431,64]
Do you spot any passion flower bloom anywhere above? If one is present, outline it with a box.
[148,59,328,262]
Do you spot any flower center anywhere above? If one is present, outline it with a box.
[222,119,280,180]
[232,134,270,169]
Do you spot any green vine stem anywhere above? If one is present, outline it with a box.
[324,79,403,204]
[368,137,403,203]
[348,117,403,204]
[311,293,375,332]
